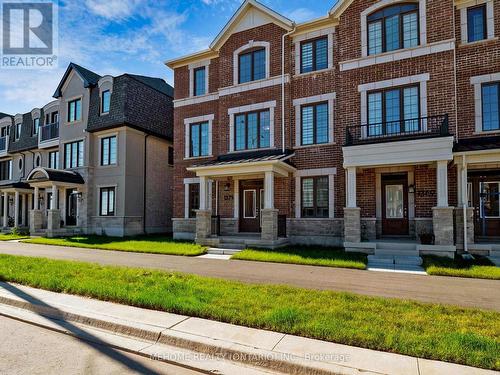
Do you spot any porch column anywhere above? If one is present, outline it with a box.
[14,191,19,227]
[261,171,278,242]
[52,185,59,209]
[47,185,61,233]
[455,157,474,250]
[3,192,7,227]
[195,176,211,242]
[21,194,26,226]
[30,187,43,233]
[344,167,361,245]
[433,161,454,246]
[34,186,39,210]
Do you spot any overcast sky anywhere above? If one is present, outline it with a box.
[0,0,337,115]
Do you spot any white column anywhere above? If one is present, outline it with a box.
[14,191,19,227]
[264,171,274,209]
[437,160,449,207]
[3,192,7,227]
[462,158,468,207]
[346,167,357,208]
[34,186,39,210]
[199,177,208,210]
[233,179,239,218]
[21,194,26,226]
[457,163,463,206]
[52,185,59,210]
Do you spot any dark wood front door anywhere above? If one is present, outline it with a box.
[382,174,409,236]
[66,189,78,226]
[239,180,263,233]
[469,171,500,238]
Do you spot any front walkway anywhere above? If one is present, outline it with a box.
[0,241,498,311]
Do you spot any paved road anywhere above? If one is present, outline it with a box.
[0,242,498,311]
[0,315,204,375]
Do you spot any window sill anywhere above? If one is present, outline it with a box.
[294,142,336,150]
[473,130,500,136]
[459,37,498,47]
[228,147,275,154]
[184,155,213,161]
[293,68,334,78]
[97,163,118,169]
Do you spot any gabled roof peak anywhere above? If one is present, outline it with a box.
[53,62,101,98]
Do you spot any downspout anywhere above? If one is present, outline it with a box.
[462,154,470,256]
[452,1,459,139]
[282,25,296,153]
[143,134,150,235]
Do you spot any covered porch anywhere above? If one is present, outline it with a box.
[0,182,33,231]
[186,150,295,249]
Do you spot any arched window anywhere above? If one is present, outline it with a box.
[367,3,419,55]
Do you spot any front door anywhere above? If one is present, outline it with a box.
[66,189,78,226]
[382,174,409,236]
[469,171,500,238]
[239,180,263,233]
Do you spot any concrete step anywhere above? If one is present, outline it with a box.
[217,242,246,250]
[207,247,242,255]
[487,257,500,267]
[368,255,394,265]
[394,256,423,266]
[375,242,417,251]
[375,249,420,257]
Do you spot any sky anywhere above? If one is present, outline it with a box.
[0,0,337,115]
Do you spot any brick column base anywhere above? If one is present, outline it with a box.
[195,209,212,241]
[261,209,278,241]
[455,207,474,250]
[344,207,361,243]
[432,207,454,246]
[29,209,43,233]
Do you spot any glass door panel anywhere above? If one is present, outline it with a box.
[385,184,404,219]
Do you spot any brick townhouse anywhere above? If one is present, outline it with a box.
[166,0,500,257]
[0,63,174,237]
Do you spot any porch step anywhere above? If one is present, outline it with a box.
[394,256,423,266]
[368,255,423,268]
[207,248,242,255]
[214,242,246,250]
[375,249,420,257]
[375,241,418,251]
[367,255,394,265]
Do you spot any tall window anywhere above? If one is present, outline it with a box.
[67,99,82,122]
[301,103,328,145]
[32,118,40,135]
[188,184,200,218]
[100,187,115,216]
[482,83,499,131]
[49,151,59,169]
[64,140,84,168]
[15,123,21,140]
[300,37,328,73]
[101,136,117,166]
[367,85,420,136]
[101,90,111,114]
[193,67,206,96]
[480,182,500,218]
[235,110,270,151]
[0,160,11,181]
[467,5,487,43]
[301,176,329,218]
[190,122,209,158]
[238,48,266,84]
[368,4,419,55]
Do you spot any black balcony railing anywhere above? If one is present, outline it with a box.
[0,136,6,152]
[345,114,449,146]
[40,122,59,142]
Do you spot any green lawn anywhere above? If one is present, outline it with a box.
[0,255,498,370]
[0,234,29,241]
[232,246,367,270]
[423,255,500,280]
[22,235,206,256]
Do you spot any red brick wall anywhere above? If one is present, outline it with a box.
[357,168,376,217]
[414,165,437,218]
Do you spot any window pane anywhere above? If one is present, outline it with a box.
[76,100,81,121]
[235,115,246,150]
[194,68,206,96]
[109,189,115,214]
[316,103,328,144]
[78,141,84,167]
[189,184,200,218]
[239,53,252,84]
[259,111,270,148]
[65,144,71,168]
[386,184,404,218]
[102,138,109,165]
[200,122,209,156]
[482,84,499,131]
[368,21,382,55]
[385,89,401,134]
[69,102,75,122]
[102,91,111,113]
[301,41,313,73]
[385,14,400,51]
[481,183,499,217]
[403,86,420,132]
[316,177,329,209]
[301,106,314,145]
[71,142,78,168]
[101,190,108,216]
[110,136,117,164]
[403,12,418,48]
[315,38,328,71]
[368,92,383,136]
[247,113,258,149]
[468,6,486,42]
[191,123,200,156]
[244,190,256,218]
[302,179,314,208]
[253,49,266,81]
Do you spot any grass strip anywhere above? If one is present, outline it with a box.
[423,255,500,280]
[0,254,498,370]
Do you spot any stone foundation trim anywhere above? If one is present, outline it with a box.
[454,207,474,251]
[432,207,455,246]
[344,207,361,243]
[261,209,278,241]
[195,209,212,241]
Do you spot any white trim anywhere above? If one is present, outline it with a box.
[184,177,199,219]
[459,0,495,44]
[174,93,218,108]
[293,93,336,146]
[293,27,335,75]
[184,114,214,159]
[294,168,337,219]
[189,60,210,98]
[470,72,500,133]
[360,0,426,58]
[233,41,270,86]
[97,75,113,88]
[340,39,454,71]
[228,101,276,152]
[221,74,289,97]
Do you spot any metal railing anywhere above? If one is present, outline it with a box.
[278,215,287,238]
[211,215,221,236]
[0,136,7,152]
[40,122,59,142]
[345,114,449,146]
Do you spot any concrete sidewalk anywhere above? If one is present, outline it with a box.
[0,241,499,311]
[0,282,495,375]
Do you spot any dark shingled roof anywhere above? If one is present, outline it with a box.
[192,149,295,168]
[453,136,500,152]
[0,182,31,189]
[125,74,174,98]
[0,113,11,119]
[28,168,85,184]
[53,63,101,98]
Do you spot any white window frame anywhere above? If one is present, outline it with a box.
[294,168,336,219]
[184,114,214,159]
[189,60,210,98]
[228,101,276,152]
[471,72,500,134]
[459,0,495,44]
[293,27,335,76]
[233,41,270,86]
[293,93,336,147]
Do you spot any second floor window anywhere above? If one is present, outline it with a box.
[193,67,206,96]
[101,136,117,166]
[238,48,265,84]
[15,123,21,140]
[67,99,82,123]
[302,176,329,218]
[46,111,59,124]
[32,118,40,136]
[0,160,11,181]
[300,37,328,73]
[64,140,84,169]
[190,122,209,158]
[368,4,419,55]
[101,90,111,114]
[49,151,59,169]
[482,83,499,131]
[235,110,270,151]
[368,85,420,136]
[301,103,328,145]
[467,5,487,43]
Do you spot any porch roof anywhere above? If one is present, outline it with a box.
[26,168,85,185]
[0,181,33,193]
[453,135,500,153]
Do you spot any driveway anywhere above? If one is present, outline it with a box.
[0,241,498,311]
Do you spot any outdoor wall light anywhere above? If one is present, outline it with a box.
[408,185,416,194]
[224,183,231,192]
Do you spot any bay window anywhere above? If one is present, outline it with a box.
[235,110,270,151]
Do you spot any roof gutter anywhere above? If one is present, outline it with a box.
[282,24,296,153]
